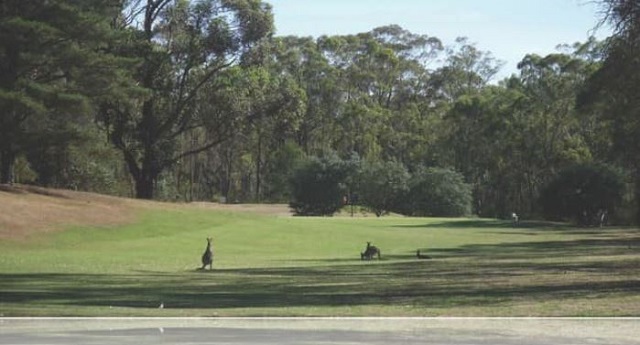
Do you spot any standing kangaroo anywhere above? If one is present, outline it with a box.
[201,237,214,270]
[361,241,381,260]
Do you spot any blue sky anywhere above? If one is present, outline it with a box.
[267,0,611,79]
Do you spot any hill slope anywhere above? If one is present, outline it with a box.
[0,184,290,240]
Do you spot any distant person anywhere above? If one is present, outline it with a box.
[511,212,519,226]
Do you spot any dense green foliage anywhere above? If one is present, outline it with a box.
[580,0,640,223]
[289,156,471,217]
[96,0,275,199]
[357,160,410,217]
[1,0,638,223]
[540,164,626,225]
[0,0,137,188]
[399,167,472,217]
[289,154,350,216]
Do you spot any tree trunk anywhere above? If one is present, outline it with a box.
[122,149,158,200]
[223,148,233,202]
[636,173,640,225]
[0,149,15,184]
[134,170,156,199]
[255,132,262,202]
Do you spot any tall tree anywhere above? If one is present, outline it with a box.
[430,37,504,100]
[316,26,444,162]
[0,0,133,184]
[438,41,600,217]
[582,0,640,222]
[270,35,342,153]
[98,0,274,199]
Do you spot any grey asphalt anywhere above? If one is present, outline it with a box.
[1,318,638,345]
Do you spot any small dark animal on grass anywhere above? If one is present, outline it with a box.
[361,241,381,260]
[200,237,214,270]
[416,250,431,259]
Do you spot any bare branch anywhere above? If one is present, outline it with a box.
[159,58,236,137]
[168,135,231,166]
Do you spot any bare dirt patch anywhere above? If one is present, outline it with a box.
[0,184,292,240]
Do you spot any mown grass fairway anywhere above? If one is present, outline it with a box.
[1,191,639,316]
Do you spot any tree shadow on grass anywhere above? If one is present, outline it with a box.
[290,253,422,263]
[278,258,360,264]
[1,265,637,314]
[2,232,639,315]
[428,236,640,260]
[394,219,573,230]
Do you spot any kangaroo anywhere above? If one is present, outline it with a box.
[361,241,381,260]
[416,249,431,259]
[511,212,519,227]
[201,237,214,270]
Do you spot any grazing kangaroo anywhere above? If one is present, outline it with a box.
[361,241,381,260]
[201,237,214,270]
[416,249,431,259]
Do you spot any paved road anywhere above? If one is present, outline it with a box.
[1,318,638,345]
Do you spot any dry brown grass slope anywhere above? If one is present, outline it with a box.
[0,184,292,240]
[0,184,146,240]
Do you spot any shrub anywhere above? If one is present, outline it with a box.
[357,160,409,217]
[539,163,625,226]
[398,167,472,217]
[289,153,349,216]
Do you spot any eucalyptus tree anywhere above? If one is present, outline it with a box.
[260,27,445,167]
[370,26,446,165]
[415,38,504,182]
[582,0,640,222]
[269,36,342,153]
[437,41,601,217]
[222,66,305,201]
[0,0,136,184]
[97,0,274,199]
[436,85,516,216]
[432,39,508,215]
[170,46,306,202]
[517,53,594,166]
[502,44,600,216]
[317,26,444,163]
[430,37,504,101]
